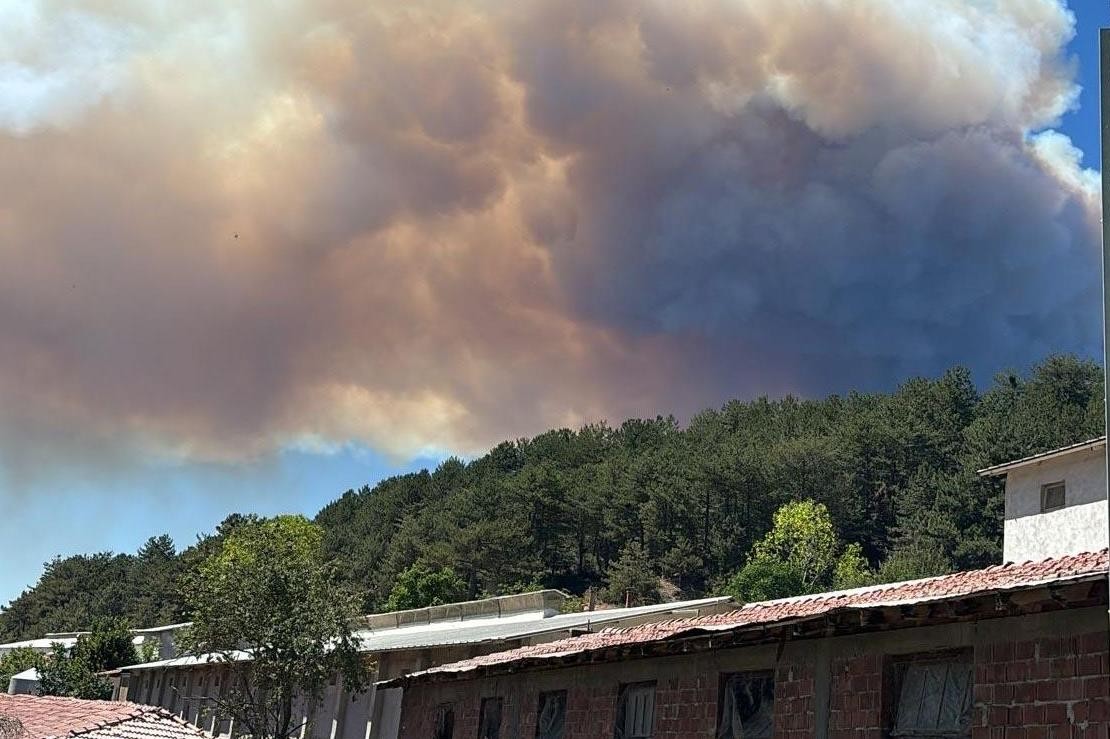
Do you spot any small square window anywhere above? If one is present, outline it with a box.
[433,703,455,739]
[534,690,567,739]
[478,697,503,739]
[615,681,656,739]
[716,671,774,739]
[890,652,972,738]
[1040,482,1065,513]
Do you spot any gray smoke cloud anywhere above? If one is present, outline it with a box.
[0,0,1100,478]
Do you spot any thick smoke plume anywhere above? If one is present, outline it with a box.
[0,0,1100,476]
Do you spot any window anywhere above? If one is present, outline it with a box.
[433,703,455,739]
[890,653,972,738]
[716,671,774,739]
[478,697,503,739]
[1040,482,1065,513]
[534,690,567,739]
[615,682,656,739]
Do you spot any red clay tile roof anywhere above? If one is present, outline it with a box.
[0,695,205,739]
[395,548,1108,683]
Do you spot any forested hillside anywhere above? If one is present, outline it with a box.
[1,356,1103,639]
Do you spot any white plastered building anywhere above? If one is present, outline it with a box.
[979,436,1109,563]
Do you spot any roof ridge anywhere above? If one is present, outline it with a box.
[389,547,1108,685]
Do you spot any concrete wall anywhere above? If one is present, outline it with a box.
[1003,447,1109,562]
[398,607,1110,739]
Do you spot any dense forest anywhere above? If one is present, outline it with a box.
[0,355,1103,640]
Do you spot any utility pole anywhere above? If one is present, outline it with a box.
[1100,28,1110,628]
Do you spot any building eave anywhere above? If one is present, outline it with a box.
[977,437,1107,477]
[379,571,1107,689]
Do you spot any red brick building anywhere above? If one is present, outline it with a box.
[384,550,1109,739]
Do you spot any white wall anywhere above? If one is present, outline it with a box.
[1003,446,1109,562]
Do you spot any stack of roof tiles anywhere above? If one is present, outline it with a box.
[404,548,1109,680]
[0,695,205,739]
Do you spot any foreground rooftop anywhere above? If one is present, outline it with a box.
[0,695,205,739]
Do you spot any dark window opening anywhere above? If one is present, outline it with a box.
[889,652,973,739]
[535,690,567,739]
[433,703,455,739]
[479,697,503,739]
[716,671,774,739]
[615,681,656,739]
[1040,481,1066,513]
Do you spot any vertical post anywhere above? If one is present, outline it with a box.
[1101,28,1110,628]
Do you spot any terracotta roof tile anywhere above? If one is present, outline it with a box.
[0,695,205,739]
[402,548,1108,682]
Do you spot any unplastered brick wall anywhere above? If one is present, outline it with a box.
[775,660,817,739]
[653,674,715,737]
[400,660,814,739]
[396,625,1109,739]
[558,684,617,738]
[973,631,1109,739]
[829,654,883,739]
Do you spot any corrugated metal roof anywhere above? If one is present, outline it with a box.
[131,623,192,634]
[115,597,731,672]
[977,436,1107,476]
[353,596,731,652]
[115,650,251,672]
[0,636,78,651]
[387,548,1108,685]
[10,667,40,681]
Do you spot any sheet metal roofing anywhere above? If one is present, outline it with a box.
[0,695,205,739]
[116,597,730,672]
[0,635,150,654]
[0,636,78,652]
[977,436,1107,476]
[130,623,191,635]
[9,667,41,681]
[389,548,1109,685]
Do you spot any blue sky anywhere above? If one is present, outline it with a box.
[0,446,444,604]
[1061,1,1110,167]
[0,0,1107,609]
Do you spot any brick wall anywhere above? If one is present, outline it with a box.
[776,660,817,739]
[974,630,1109,739]
[398,629,1109,739]
[829,654,882,739]
[654,675,716,737]
[561,685,617,738]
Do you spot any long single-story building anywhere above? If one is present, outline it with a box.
[383,440,1110,738]
[113,591,734,739]
[386,549,1108,739]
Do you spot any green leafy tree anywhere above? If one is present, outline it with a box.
[384,564,467,611]
[180,516,366,739]
[725,501,873,601]
[602,542,660,606]
[722,559,806,602]
[73,617,139,671]
[37,643,112,700]
[831,543,875,590]
[749,501,840,590]
[37,618,137,700]
[875,544,954,584]
[0,647,44,690]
